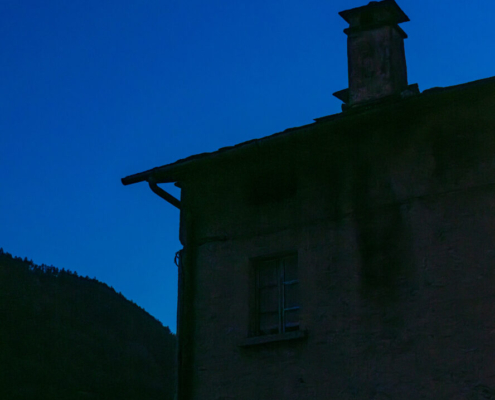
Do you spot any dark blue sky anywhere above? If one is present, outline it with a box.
[1,0,493,332]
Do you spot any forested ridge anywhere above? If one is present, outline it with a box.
[0,249,176,400]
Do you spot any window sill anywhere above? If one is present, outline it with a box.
[239,330,307,347]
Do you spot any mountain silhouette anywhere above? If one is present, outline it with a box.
[0,249,176,400]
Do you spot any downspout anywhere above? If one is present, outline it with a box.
[177,204,196,400]
[147,177,181,209]
[146,176,185,399]
[174,249,184,400]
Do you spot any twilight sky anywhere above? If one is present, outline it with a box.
[1,0,493,332]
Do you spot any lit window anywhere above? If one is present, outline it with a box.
[255,254,299,336]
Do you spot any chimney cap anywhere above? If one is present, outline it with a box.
[339,0,409,30]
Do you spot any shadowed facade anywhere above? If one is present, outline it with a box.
[123,1,495,398]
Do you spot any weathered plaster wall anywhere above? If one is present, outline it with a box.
[181,87,495,399]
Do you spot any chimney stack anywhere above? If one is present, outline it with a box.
[334,0,417,108]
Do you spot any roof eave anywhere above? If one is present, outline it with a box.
[121,164,187,186]
[121,74,495,187]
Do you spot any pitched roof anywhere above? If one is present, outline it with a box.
[121,75,495,186]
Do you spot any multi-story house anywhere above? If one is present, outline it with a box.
[122,1,495,398]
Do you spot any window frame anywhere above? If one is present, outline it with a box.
[253,252,300,337]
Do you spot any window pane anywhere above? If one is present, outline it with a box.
[258,260,278,288]
[283,255,297,282]
[259,287,279,313]
[260,312,279,335]
[284,282,299,309]
[284,309,300,332]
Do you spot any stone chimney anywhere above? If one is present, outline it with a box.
[333,0,417,108]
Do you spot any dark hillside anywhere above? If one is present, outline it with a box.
[0,249,176,400]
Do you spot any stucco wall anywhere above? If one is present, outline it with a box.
[180,88,495,399]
